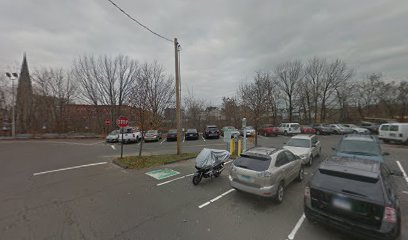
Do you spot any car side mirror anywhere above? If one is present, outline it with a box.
[390,170,404,177]
[383,152,390,156]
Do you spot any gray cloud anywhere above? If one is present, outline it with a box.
[1,0,408,104]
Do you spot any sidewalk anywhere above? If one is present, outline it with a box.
[0,133,104,140]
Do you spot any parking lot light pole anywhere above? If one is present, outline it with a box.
[174,38,181,155]
[5,72,18,138]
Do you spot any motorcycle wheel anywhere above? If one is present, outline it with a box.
[214,171,220,177]
[192,174,202,185]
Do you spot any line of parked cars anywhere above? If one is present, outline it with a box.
[228,132,402,240]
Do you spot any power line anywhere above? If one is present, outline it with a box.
[106,0,173,43]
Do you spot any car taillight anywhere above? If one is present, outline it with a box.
[383,206,397,223]
[304,186,310,199]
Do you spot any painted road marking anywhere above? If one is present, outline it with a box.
[146,168,180,180]
[202,136,206,142]
[33,162,108,176]
[160,139,166,144]
[402,191,408,195]
[396,161,408,183]
[111,145,116,150]
[183,137,185,143]
[287,213,306,240]
[157,173,194,186]
[198,189,235,209]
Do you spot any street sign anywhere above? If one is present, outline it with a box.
[116,116,128,128]
[105,119,111,125]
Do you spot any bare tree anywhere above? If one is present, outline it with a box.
[397,81,408,122]
[304,57,326,122]
[32,68,77,132]
[222,97,240,127]
[184,93,206,130]
[238,71,271,146]
[274,60,303,122]
[72,54,139,132]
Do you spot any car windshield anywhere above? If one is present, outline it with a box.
[110,130,119,135]
[168,129,177,134]
[246,126,254,130]
[338,140,381,156]
[186,129,197,133]
[147,130,157,134]
[286,138,310,148]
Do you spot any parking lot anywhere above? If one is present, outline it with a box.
[0,135,407,240]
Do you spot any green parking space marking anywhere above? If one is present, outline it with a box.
[145,168,180,180]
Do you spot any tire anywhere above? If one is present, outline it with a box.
[383,139,390,143]
[192,174,202,185]
[308,155,313,166]
[297,167,304,182]
[274,182,285,204]
[264,132,267,137]
[316,130,321,135]
[284,131,288,136]
[214,171,220,178]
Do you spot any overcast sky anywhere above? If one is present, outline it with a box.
[1,0,408,105]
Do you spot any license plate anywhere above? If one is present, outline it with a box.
[238,175,253,182]
[332,197,351,211]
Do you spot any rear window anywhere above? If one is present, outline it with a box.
[233,154,272,172]
[319,169,378,183]
[208,127,218,130]
[186,129,197,133]
[168,129,177,134]
[147,130,158,134]
[389,125,399,131]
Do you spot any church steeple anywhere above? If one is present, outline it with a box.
[16,53,33,133]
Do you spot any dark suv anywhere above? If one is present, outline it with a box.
[304,156,401,240]
[203,125,220,139]
[334,134,389,162]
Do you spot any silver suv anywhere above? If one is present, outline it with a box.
[229,147,303,204]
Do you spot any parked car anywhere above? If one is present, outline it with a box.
[334,134,389,162]
[203,125,220,139]
[329,124,354,135]
[312,123,335,135]
[341,124,370,134]
[229,147,303,203]
[106,127,141,144]
[185,128,199,140]
[258,124,281,137]
[361,121,381,134]
[166,129,178,141]
[106,130,120,143]
[144,130,162,142]
[239,126,256,137]
[278,123,301,136]
[301,125,316,134]
[305,156,401,240]
[283,135,321,166]
[221,126,240,138]
[379,123,408,144]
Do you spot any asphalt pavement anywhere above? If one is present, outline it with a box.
[0,135,407,240]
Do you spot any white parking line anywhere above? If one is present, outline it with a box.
[183,137,185,143]
[198,188,235,208]
[160,139,166,144]
[157,173,194,186]
[111,145,116,150]
[402,191,408,195]
[33,162,108,176]
[396,161,408,183]
[287,213,306,240]
[202,136,206,142]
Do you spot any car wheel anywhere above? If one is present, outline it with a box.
[264,132,267,137]
[274,182,285,204]
[284,131,288,136]
[316,130,321,135]
[308,155,313,166]
[297,167,304,182]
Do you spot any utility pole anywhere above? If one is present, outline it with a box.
[174,38,181,155]
[5,72,18,138]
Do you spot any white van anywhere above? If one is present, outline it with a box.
[279,123,301,135]
[378,123,408,144]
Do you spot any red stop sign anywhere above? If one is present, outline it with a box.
[116,116,129,128]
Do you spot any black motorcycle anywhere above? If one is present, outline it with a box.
[192,148,230,185]
[192,163,225,185]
